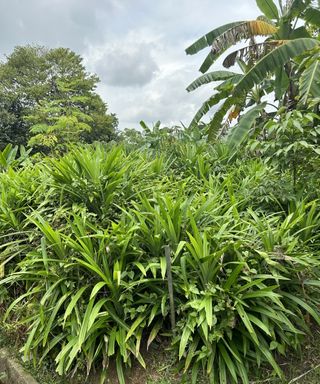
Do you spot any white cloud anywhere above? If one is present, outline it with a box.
[86,31,160,87]
[96,57,212,129]
[0,0,261,130]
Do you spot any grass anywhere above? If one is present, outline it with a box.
[2,320,320,384]
[1,145,320,383]
[0,319,73,384]
[130,334,320,384]
[250,328,320,384]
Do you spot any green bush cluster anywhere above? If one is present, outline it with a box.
[1,142,320,384]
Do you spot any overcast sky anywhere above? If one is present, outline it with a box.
[0,0,260,129]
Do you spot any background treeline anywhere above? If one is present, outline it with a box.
[0,46,118,151]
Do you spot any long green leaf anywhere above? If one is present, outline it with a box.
[299,56,320,103]
[189,90,229,129]
[234,38,319,96]
[147,320,163,349]
[87,298,108,331]
[256,0,279,19]
[116,354,126,384]
[208,96,239,140]
[23,319,40,359]
[226,103,266,148]
[281,291,320,325]
[304,7,320,27]
[223,263,245,291]
[43,292,71,346]
[237,303,259,344]
[63,285,89,323]
[186,71,240,92]
[77,299,95,349]
[179,326,192,359]
[218,343,238,382]
[204,296,213,328]
[219,354,227,384]
[259,342,283,378]
[247,314,271,336]
[125,315,145,341]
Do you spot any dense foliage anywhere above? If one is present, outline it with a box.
[0,46,118,151]
[0,1,320,383]
[186,0,320,139]
[0,127,320,383]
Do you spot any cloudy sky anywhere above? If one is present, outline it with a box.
[0,0,260,129]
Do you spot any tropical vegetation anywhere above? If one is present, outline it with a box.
[0,1,320,384]
[0,46,118,151]
[186,0,320,139]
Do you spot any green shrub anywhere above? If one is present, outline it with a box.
[1,143,320,384]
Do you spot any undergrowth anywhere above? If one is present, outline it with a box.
[0,142,320,383]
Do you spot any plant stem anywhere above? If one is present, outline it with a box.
[164,245,176,332]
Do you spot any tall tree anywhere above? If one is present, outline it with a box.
[0,46,117,150]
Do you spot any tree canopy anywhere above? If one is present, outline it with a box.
[0,45,118,150]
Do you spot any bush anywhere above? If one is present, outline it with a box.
[1,143,320,383]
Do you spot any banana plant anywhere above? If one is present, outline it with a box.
[298,46,320,105]
[186,0,320,140]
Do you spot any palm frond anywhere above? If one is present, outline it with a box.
[207,96,242,140]
[233,38,319,96]
[185,22,247,55]
[186,71,240,92]
[189,90,229,128]
[226,102,266,148]
[211,21,277,55]
[299,54,320,103]
[256,0,279,20]
[304,7,320,27]
[199,20,277,73]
